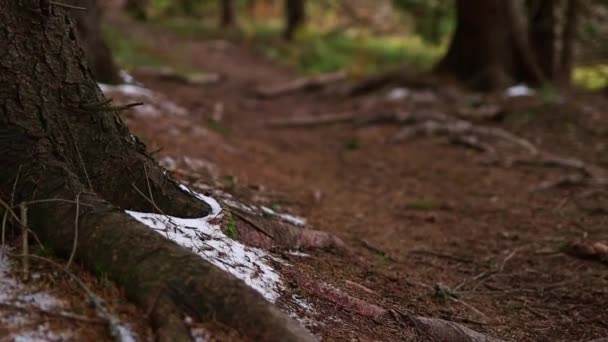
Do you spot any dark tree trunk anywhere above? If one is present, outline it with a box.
[560,0,580,84]
[528,0,557,79]
[220,0,236,28]
[70,0,121,84]
[435,0,545,90]
[125,0,149,21]
[0,1,313,341]
[284,0,305,41]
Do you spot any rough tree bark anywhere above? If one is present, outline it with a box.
[435,0,546,90]
[69,0,121,84]
[0,1,313,341]
[284,0,306,41]
[220,0,236,28]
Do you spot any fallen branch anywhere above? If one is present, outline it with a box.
[293,272,504,341]
[256,71,347,98]
[0,302,104,325]
[229,207,275,239]
[394,311,505,342]
[267,113,355,128]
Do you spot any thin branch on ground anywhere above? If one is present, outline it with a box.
[66,192,81,270]
[131,183,165,215]
[409,249,476,265]
[0,302,104,325]
[359,239,396,262]
[16,253,130,342]
[228,207,275,239]
[255,71,347,98]
[49,1,87,10]
[266,113,356,128]
[20,202,29,281]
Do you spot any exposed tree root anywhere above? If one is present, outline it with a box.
[395,312,505,342]
[267,110,608,186]
[222,200,347,252]
[255,71,347,98]
[0,135,315,342]
[291,272,505,341]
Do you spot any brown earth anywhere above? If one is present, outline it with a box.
[5,9,606,341]
[102,12,608,341]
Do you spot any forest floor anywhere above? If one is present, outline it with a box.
[106,13,608,341]
[2,11,608,342]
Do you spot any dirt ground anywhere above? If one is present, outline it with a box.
[3,10,607,341]
[96,11,608,342]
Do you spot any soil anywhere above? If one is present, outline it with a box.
[3,8,607,341]
[102,11,608,340]
[105,11,608,342]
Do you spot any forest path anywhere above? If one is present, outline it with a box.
[107,13,608,342]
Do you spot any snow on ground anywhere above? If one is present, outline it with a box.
[260,206,307,227]
[126,185,284,303]
[0,249,71,341]
[98,83,187,118]
[0,249,138,342]
[505,84,535,97]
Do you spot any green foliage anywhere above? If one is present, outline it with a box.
[225,214,238,240]
[537,84,560,103]
[102,26,163,69]
[574,64,608,90]
[392,0,455,44]
[254,27,445,75]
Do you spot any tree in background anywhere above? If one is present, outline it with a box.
[220,0,237,28]
[71,0,121,84]
[125,0,149,20]
[284,0,306,40]
[393,0,454,44]
[436,0,581,90]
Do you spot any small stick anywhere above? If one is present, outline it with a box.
[66,192,81,269]
[0,302,104,325]
[20,254,129,342]
[131,183,165,215]
[229,207,275,239]
[20,202,29,281]
[49,1,87,10]
[1,210,7,248]
[143,165,156,213]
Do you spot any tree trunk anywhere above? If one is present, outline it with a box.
[284,0,305,41]
[220,0,236,28]
[125,0,149,21]
[528,0,557,79]
[559,0,580,84]
[0,1,313,341]
[435,0,546,90]
[70,0,121,84]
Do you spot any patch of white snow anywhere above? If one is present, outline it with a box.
[126,187,283,302]
[261,206,306,226]
[386,87,410,101]
[505,84,535,97]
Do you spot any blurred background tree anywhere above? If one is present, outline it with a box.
[96,0,606,90]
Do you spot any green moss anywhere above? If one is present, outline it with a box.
[407,200,440,211]
[344,138,362,151]
[225,214,238,240]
